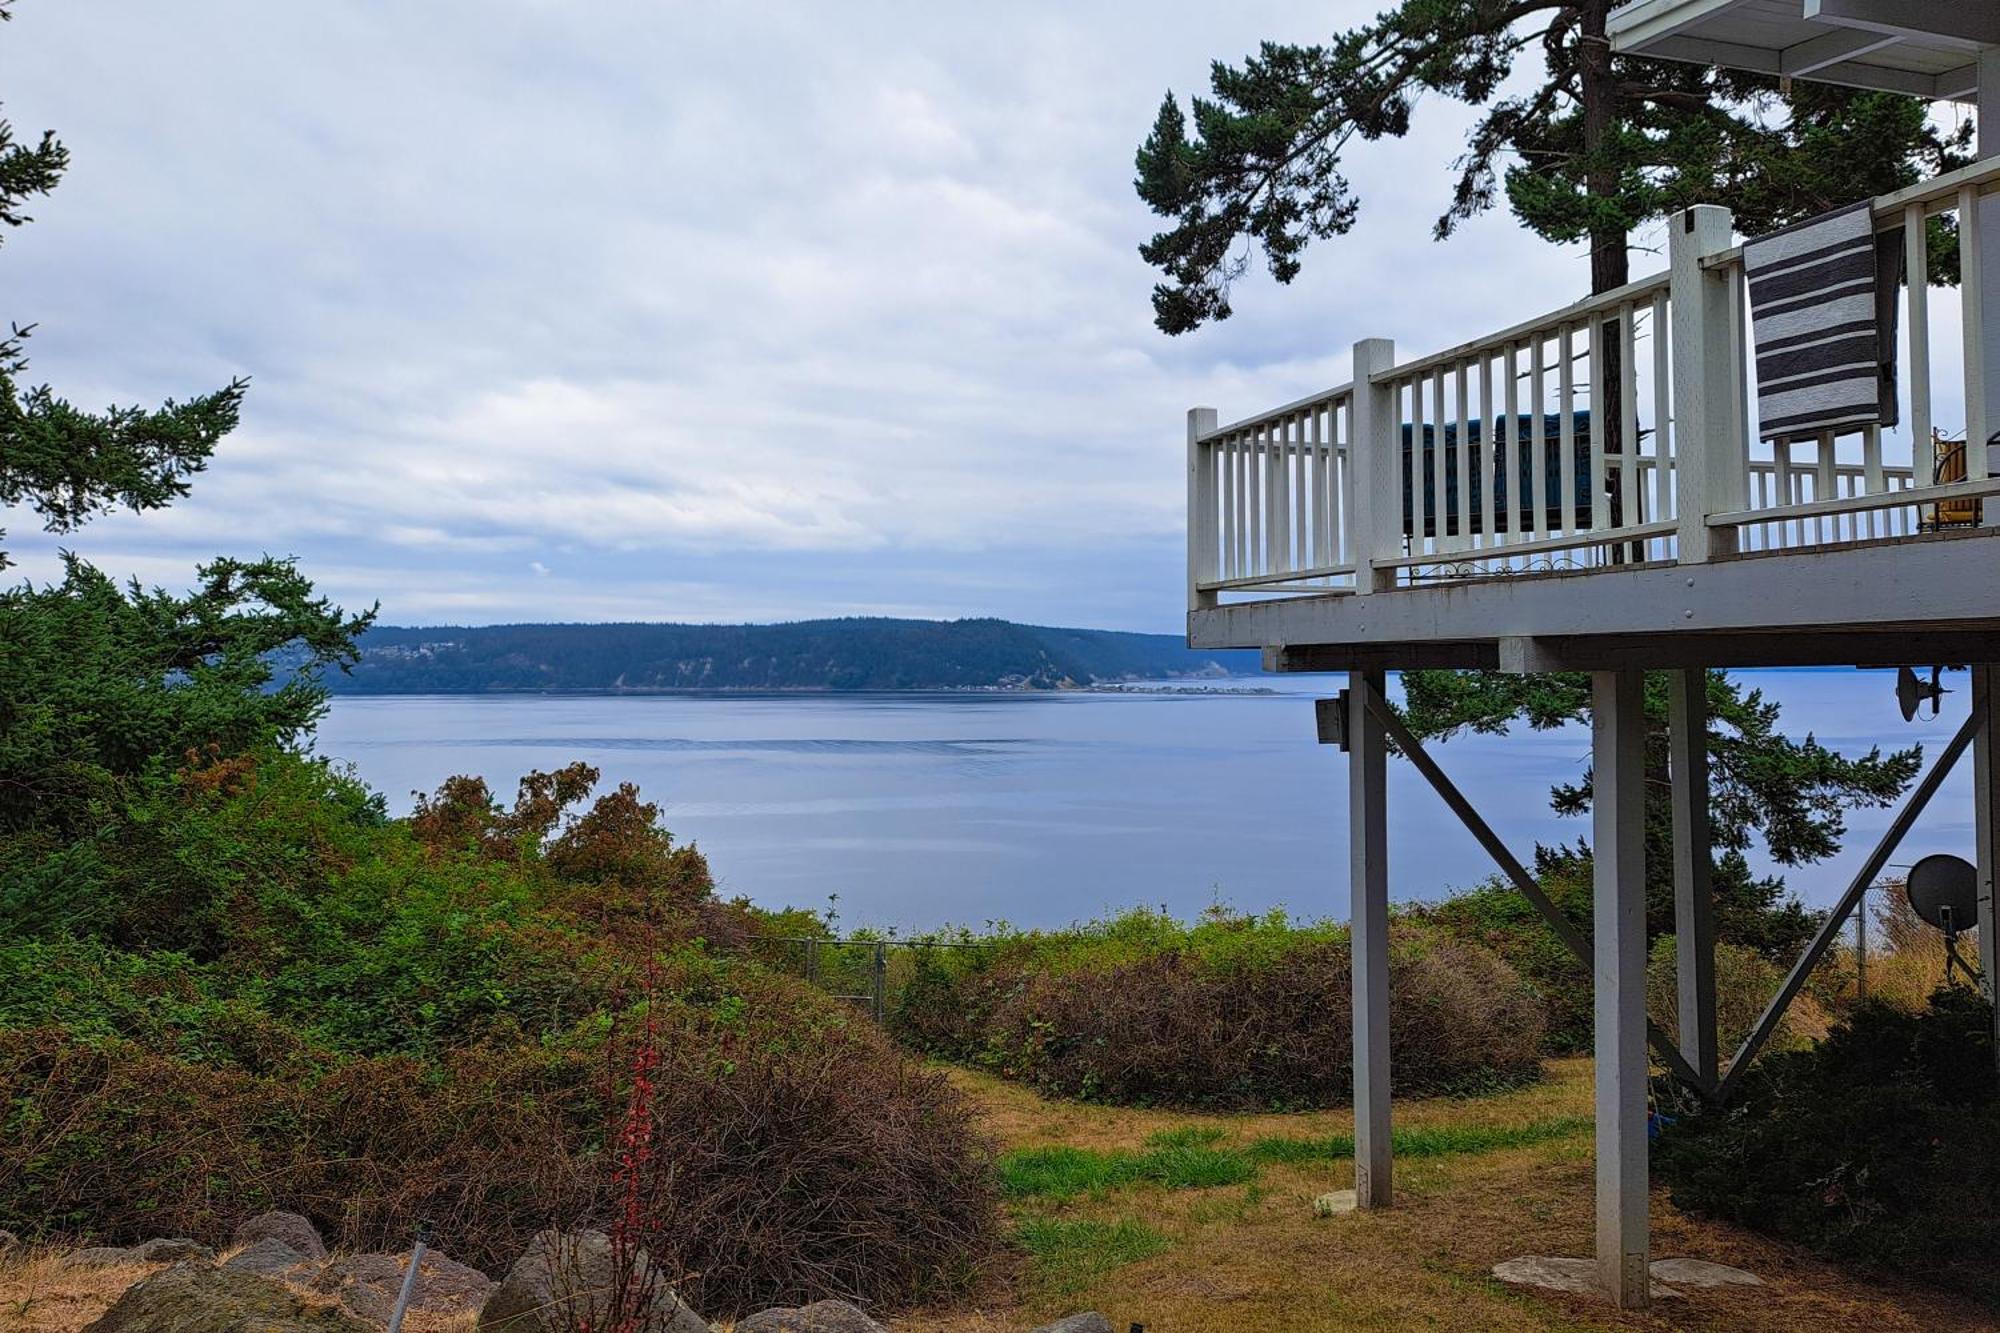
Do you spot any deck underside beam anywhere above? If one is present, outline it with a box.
[1196,529,2000,665]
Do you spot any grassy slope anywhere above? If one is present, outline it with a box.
[897,1058,1998,1333]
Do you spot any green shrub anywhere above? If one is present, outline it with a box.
[1654,987,2000,1311]
[0,752,1000,1315]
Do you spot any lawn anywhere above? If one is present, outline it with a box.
[896,1057,1998,1333]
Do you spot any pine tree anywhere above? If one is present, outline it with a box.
[1401,670,1921,955]
[0,0,244,568]
[0,1,372,832]
[1134,0,1971,330]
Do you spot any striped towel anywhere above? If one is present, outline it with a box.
[1744,200,1902,441]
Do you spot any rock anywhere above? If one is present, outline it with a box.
[234,1211,328,1261]
[475,1230,705,1333]
[735,1301,887,1333]
[316,1250,495,1324]
[66,1248,136,1268]
[122,1238,216,1264]
[223,1237,315,1281]
[1311,1190,1357,1217]
[1491,1256,1682,1300]
[1029,1316,1114,1333]
[82,1260,372,1333]
[1649,1257,1764,1289]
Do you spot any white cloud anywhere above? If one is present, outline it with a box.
[1,1,1589,629]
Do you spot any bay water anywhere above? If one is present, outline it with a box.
[316,671,1975,932]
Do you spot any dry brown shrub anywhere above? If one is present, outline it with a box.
[0,1028,599,1272]
[0,972,1000,1315]
[621,965,1000,1314]
[1645,935,1830,1056]
[1844,888,1965,1014]
[410,763,601,862]
[970,929,1544,1108]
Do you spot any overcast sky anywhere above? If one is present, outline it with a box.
[5,2,1621,631]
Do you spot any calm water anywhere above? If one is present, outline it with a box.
[315,671,1978,931]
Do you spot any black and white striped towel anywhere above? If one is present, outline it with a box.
[1744,200,1901,441]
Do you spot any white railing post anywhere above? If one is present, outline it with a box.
[1670,204,1743,563]
[1347,338,1399,592]
[1978,55,2000,497]
[1187,407,1219,612]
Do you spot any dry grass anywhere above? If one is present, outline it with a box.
[895,1057,1999,1333]
[0,1247,479,1333]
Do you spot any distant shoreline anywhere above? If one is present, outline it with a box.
[327,680,1277,698]
[319,616,1264,694]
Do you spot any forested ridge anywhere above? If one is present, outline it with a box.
[329,617,1258,693]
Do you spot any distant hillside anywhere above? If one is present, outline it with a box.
[326,618,1260,693]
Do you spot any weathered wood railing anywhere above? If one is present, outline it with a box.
[1188,156,2000,610]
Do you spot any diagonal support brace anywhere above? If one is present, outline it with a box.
[1717,694,1989,1101]
[1360,684,1710,1093]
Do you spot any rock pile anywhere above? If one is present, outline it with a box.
[59,1221,1111,1333]
[83,1261,370,1333]
[474,1230,706,1333]
[234,1211,329,1261]
[317,1249,496,1323]
[67,1240,215,1268]
[735,1300,887,1332]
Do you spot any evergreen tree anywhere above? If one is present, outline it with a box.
[1402,670,1920,955]
[0,0,372,832]
[1134,0,1970,330]
[0,3,245,568]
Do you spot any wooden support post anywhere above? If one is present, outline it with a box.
[873,942,888,1023]
[1976,666,2000,1071]
[1593,670,1649,1309]
[1669,205,1743,563]
[1669,668,1718,1088]
[1348,668,1392,1207]
[1348,339,1399,594]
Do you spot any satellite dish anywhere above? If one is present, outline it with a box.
[1896,666,1948,721]
[1906,853,1979,933]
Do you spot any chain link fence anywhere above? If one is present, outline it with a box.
[748,937,994,1022]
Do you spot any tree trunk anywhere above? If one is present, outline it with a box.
[1579,0,1627,297]
[1578,0,1632,537]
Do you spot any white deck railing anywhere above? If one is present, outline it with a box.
[1188,156,2000,610]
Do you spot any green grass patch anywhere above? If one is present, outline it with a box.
[997,1134,1256,1201]
[1015,1216,1170,1297]
[1246,1114,1591,1165]
[997,1115,1586,1201]
[998,1145,1126,1199]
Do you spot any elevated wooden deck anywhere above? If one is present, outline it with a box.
[1185,160,2000,674]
